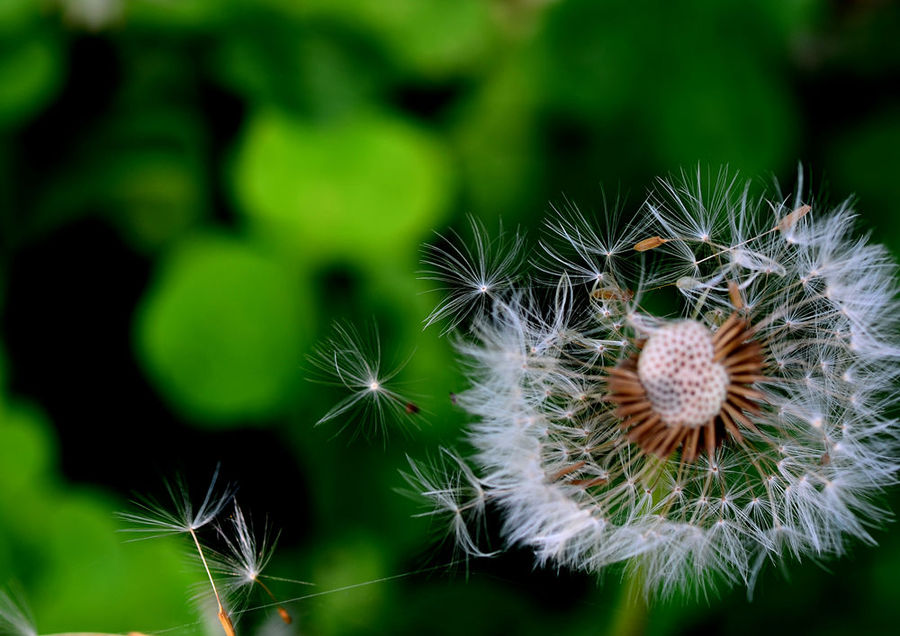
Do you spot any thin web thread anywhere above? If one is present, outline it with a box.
[145,560,463,635]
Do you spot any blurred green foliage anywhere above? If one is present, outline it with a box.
[1,0,899,635]
[136,232,311,423]
[232,109,451,263]
[0,353,194,632]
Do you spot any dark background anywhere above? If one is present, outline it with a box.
[1,1,899,634]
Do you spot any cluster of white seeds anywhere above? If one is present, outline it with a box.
[412,169,900,596]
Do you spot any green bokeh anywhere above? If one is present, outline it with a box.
[271,0,496,77]
[0,400,194,633]
[0,28,62,128]
[825,107,900,253]
[232,109,452,262]
[136,233,312,424]
[0,0,40,36]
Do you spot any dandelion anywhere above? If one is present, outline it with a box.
[309,322,417,438]
[118,467,237,635]
[537,194,641,288]
[211,503,296,626]
[421,216,525,334]
[400,447,494,559]
[415,167,900,596]
[118,466,234,539]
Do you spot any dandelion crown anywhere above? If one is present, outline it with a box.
[407,168,900,597]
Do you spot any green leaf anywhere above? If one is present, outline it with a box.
[306,537,387,635]
[451,58,542,220]
[126,0,234,31]
[265,0,495,77]
[0,0,38,37]
[211,24,385,115]
[537,0,798,175]
[135,233,311,423]
[0,30,63,128]
[0,402,54,499]
[232,109,451,262]
[0,401,194,632]
[647,51,797,175]
[103,151,206,252]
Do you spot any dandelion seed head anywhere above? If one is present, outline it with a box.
[411,166,900,597]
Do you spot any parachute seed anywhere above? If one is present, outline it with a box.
[634,236,668,252]
[777,204,811,232]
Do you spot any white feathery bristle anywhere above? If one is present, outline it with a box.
[0,590,36,636]
[117,465,235,538]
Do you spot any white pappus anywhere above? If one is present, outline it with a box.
[409,167,900,597]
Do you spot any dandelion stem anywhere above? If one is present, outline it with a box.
[188,528,234,636]
[608,569,649,636]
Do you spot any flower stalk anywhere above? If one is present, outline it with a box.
[609,571,649,636]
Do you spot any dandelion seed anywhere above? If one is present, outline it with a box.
[211,503,298,626]
[118,466,235,538]
[400,448,495,559]
[727,280,744,310]
[309,322,416,438]
[538,194,642,287]
[118,467,236,635]
[777,204,811,233]
[633,236,668,252]
[412,167,900,597]
[421,216,524,334]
